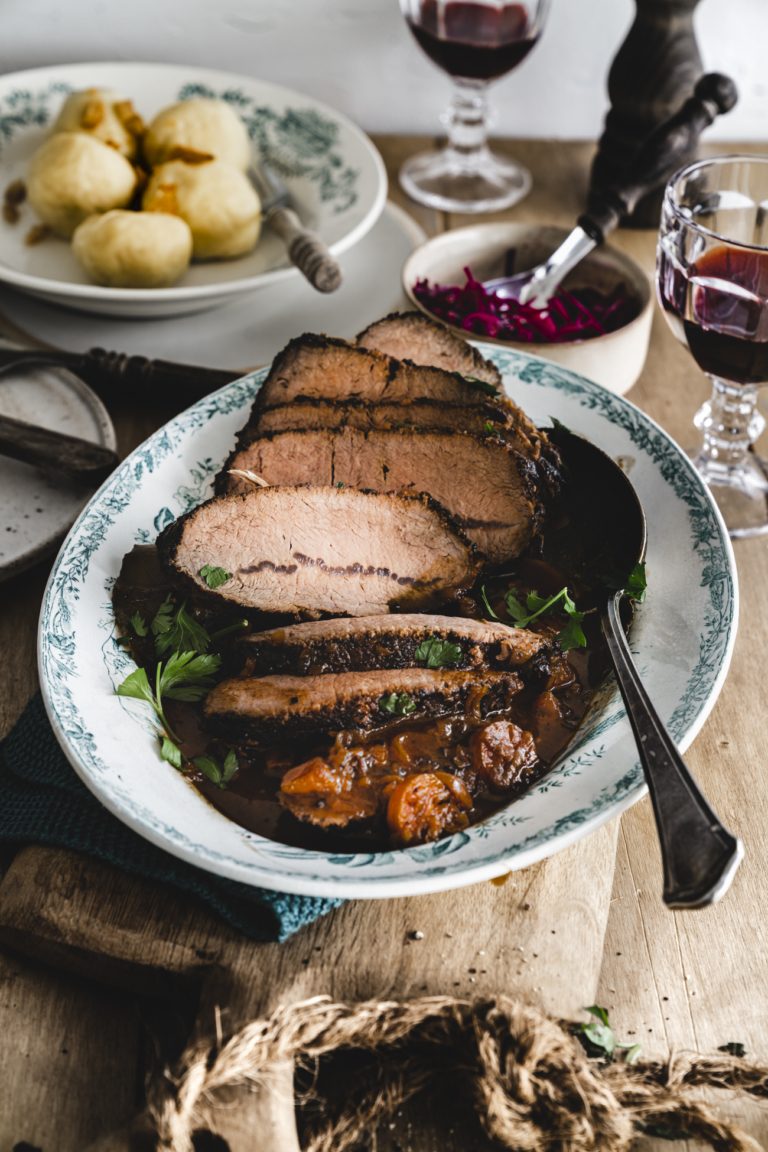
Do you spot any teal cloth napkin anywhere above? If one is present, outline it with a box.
[0,694,341,941]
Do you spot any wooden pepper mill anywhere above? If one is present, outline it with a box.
[589,0,706,227]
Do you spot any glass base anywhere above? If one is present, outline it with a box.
[691,449,768,539]
[399,145,531,213]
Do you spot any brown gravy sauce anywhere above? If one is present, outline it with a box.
[113,542,611,854]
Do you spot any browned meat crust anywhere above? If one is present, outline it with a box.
[203,667,524,741]
[356,310,502,386]
[237,613,545,676]
[246,396,512,438]
[248,333,505,417]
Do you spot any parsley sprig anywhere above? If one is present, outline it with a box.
[626,561,647,603]
[117,651,222,744]
[152,595,210,657]
[194,749,239,789]
[380,692,417,717]
[414,637,462,668]
[505,586,587,653]
[199,563,232,589]
[576,1005,642,1064]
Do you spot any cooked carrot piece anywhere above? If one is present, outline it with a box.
[386,771,472,847]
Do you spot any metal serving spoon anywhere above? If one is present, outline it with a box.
[549,424,743,909]
[484,73,737,308]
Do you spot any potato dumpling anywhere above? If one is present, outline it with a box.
[72,210,193,288]
[53,88,145,160]
[143,98,251,170]
[26,132,137,239]
[143,158,261,260]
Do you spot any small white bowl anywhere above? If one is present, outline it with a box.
[402,222,653,395]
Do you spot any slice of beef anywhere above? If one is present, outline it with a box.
[250,333,504,416]
[237,614,545,676]
[357,311,502,387]
[218,427,543,563]
[203,667,524,741]
[354,313,564,496]
[157,485,480,617]
[247,397,511,439]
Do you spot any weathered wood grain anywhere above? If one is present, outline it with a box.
[0,136,766,1151]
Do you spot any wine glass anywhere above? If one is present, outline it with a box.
[656,155,768,538]
[398,0,550,213]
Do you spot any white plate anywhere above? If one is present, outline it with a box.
[0,201,426,370]
[38,349,738,899]
[0,62,387,317]
[0,357,116,581]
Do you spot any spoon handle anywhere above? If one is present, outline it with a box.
[602,591,743,909]
[578,73,738,244]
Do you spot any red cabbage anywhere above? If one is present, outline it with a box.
[412,267,640,344]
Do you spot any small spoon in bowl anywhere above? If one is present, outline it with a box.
[483,73,737,309]
[549,423,743,909]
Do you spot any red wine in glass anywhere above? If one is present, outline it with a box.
[406,0,540,81]
[398,0,550,212]
[658,243,768,386]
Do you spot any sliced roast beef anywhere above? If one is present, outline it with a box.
[218,427,543,563]
[237,614,545,676]
[355,313,564,495]
[357,311,502,387]
[203,667,524,741]
[157,485,480,617]
[246,397,511,439]
[250,333,504,415]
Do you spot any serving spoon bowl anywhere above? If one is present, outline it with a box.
[550,423,743,908]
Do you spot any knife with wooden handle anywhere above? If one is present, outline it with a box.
[250,161,343,293]
[0,412,120,483]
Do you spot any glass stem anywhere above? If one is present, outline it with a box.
[694,376,766,469]
[443,79,491,166]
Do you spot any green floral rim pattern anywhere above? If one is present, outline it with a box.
[39,350,737,887]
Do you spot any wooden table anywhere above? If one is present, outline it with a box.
[1,137,766,1150]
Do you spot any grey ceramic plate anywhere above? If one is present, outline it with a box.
[0,349,116,581]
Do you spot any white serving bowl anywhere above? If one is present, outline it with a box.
[402,222,653,395]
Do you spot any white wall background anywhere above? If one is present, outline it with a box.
[1,0,766,141]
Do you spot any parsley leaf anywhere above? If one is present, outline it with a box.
[222,749,239,786]
[463,374,499,397]
[483,421,497,433]
[130,611,148,638]
[159,651,221,702]
[414,637,462,668]
[504,585,587,653]
[194,749,239,789]
[199,564,232,589]
[116,666,155,708]
[152,597,211,658]
[579,1005,616,1057]
[194,755,223,785]
[576,1005,642,1064]
[480,585,500,621]
[557,613,588,652]
[160,736,183,770]
[379,692,417,717]
[718,1041,746,1057]
[626,561,647,602]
